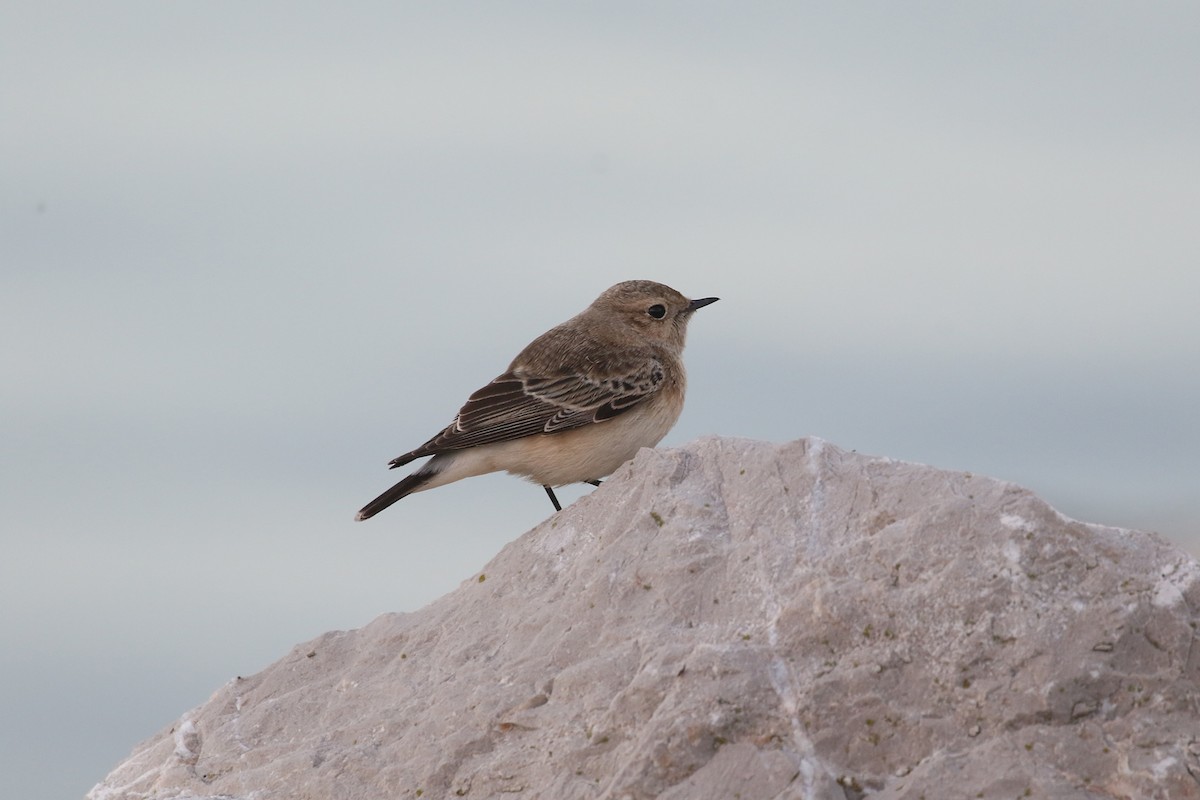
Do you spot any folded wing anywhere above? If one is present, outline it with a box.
[388,357,665,468]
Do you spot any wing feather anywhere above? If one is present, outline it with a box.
[387,357,665,467]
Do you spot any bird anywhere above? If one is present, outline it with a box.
[354,279,718,520]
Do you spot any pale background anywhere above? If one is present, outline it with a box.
[2,4,1198,797]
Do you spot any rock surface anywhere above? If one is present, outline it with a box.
[89,437,1200,799]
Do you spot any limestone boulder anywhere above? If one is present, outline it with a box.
[88,437,1200,799]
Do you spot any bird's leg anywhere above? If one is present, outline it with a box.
[543,485,563,512]
[585,479,602,487]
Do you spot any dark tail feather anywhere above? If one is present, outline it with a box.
[355,470,436,521]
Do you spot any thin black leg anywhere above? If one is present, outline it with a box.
[543,485,562,512]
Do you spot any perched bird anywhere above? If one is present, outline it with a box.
[354,280,718,520]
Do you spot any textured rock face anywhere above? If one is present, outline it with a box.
[89,437,1200,800]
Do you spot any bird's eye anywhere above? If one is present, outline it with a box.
[647,304,667,319]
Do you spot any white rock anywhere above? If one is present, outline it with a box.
[88,437,1200,799]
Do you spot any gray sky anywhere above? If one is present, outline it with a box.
[2,3,1198,797]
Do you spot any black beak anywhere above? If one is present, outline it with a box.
[688,297,719,312]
